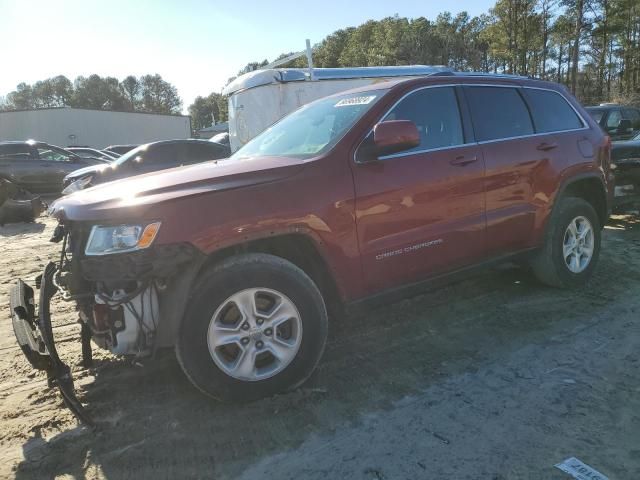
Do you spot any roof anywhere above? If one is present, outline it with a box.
[222,65,452,95]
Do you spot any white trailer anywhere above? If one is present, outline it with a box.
[222,65,451,152]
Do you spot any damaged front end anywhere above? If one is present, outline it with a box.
[9,220,202,425]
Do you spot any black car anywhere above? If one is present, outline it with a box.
[0,141,109,193]
[62,139,231,193]
[585,103,640,140]
[611,131,640,204]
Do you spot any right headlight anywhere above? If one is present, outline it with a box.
[85,222,161,256]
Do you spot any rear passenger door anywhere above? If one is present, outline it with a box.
[464,85,585,257]
[0,144,37,189]
[352,86,486,293]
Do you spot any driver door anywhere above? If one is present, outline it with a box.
[351,86,486,293]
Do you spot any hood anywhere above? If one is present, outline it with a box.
[51,156,305,222]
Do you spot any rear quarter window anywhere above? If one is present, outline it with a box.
[523,88,583,133]
[0,144,33,160]
[464,86,534,142]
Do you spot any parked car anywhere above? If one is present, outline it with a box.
[67,147,119,162]
[0,141,110,193]
[104,144,139,155]
[611,131,640,204]
[585,103,640,140]
[10,73,612,423]
[62,139,231,193]
[209,132,230,147]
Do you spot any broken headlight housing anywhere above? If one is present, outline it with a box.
[85,222,161,256]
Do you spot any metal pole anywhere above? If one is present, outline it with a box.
[306,39,315,81]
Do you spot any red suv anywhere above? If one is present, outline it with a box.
[10,74,613,423]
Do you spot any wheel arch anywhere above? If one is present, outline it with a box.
[196,232,345,315]
[552,173,609,229]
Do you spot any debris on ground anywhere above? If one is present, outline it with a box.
[0,179,46,225]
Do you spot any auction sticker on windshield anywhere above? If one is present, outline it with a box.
[335,95,377,107]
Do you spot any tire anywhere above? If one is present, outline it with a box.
[176,253,328,402]
[530,196,601,288]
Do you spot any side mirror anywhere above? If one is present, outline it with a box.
[617,119,632,133]
[373,120,420,157]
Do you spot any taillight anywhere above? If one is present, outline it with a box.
[600,135,612,170]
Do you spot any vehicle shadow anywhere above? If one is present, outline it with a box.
[11,213,639,479]
[0,220,46,237]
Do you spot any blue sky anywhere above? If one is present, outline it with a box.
[1,0,495,111]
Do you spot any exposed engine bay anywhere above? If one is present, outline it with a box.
[9,220,203,425]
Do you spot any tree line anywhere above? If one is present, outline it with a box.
[0,74,182,115]
[3,0,638,131]
[190,0,639,131]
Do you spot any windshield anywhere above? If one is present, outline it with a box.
[111,144,149,166]
[232,90,385,160]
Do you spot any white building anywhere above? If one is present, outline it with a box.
[0,107,192,148]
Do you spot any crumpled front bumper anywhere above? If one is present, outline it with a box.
[9,262,93,426]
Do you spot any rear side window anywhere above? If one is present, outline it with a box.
[187,143,225,162]
[383,86,464,152]
[0,144,32,160]
[587,108,605,124]
[146,144,184,164]
[465,87,533,142]
[523,89,583,133]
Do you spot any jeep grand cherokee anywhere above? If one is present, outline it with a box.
[9,73,613,423]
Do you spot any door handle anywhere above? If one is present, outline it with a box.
[536,142,558,151]
[449,155,478,166]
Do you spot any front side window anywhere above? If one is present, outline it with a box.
[465,86,534,142]
[37,145,73,162]
[232,90,385,160]
[383,86,464,153]
[139,144,184,165]
[188,143,226,161]
[623,108,640,129]
[524,89,583,133]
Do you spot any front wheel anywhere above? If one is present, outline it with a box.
[176,253,328,402]
[530,196,601,288]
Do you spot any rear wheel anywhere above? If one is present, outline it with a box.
[530,196,601,288]
[176,253,328,402]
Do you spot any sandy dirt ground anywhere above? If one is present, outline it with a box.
[1,210,639,479]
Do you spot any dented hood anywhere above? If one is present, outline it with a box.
[50,156,305,222]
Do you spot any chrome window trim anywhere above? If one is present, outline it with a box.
[520,85,588,131]
[354,82,592,163]
[379,142,478,160]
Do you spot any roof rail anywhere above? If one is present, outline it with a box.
[449,71,530,79]
[223,65,453,95]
